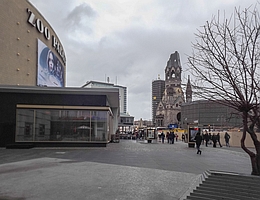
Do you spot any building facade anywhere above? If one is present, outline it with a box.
[0,0,66,87]
[0,86,119,147]
[82,80,127,115]
[181,100,242,130]
[152,76,165,125]
[0,0,119,147]
[82,81,133,133]
[155,51,185,127]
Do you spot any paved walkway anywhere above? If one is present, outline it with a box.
[0,140,253,200]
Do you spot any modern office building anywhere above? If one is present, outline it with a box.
[82,81,133,133]
[82,80,127,115]
[0,0,119,147]
[181,100,242,130]
[152,76,165,125]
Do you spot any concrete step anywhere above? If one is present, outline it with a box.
[202,178,259,190]
[208,175,260,184]
[186,195,216,200]
[6,143,34,149]
[188,192,238,200]
[184,171,260,200]
[198,181,259,194]
[194,187,260,200]
[210,171,260,183]
[198,184,260,196]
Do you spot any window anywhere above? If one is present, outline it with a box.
[39,124,45,135]
[24,123,32,136]
[16,106,110,143]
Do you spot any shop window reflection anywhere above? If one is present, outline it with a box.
[16,109,108,142]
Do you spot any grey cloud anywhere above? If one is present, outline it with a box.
[30,0,259,120]
[65,3,97,33]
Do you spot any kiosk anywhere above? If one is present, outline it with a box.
[145,128,156,143]
[188,126,201,147]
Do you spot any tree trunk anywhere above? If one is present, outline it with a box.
[241,113,260,176]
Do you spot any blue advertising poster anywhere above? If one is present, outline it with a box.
[37,39,64,87]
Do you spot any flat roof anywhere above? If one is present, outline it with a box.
[0,85,119,108]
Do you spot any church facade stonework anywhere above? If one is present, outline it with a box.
[155,51,185,127]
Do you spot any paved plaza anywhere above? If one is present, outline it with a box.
[0,140,252,200]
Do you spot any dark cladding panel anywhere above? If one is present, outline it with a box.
[0,92,107,107]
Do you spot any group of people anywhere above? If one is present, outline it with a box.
[202,131,231,148]
[194,131,231,155]
[159,132,178,144]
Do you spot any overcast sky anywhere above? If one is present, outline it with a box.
[29,0,257,120]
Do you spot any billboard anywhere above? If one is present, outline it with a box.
[37,39,64,87]
[188,127,200,142]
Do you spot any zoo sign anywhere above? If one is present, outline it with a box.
[26,8,66,65]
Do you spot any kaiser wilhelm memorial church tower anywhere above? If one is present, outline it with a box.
[155,51,185,127]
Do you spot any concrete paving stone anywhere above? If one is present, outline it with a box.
[0,140,253,200]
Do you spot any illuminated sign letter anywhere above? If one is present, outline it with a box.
[44,27,50,40]
[36,19,44,33]
[27,9,36,27]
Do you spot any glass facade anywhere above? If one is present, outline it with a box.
[16,107,110,142]
[181,100,242,130]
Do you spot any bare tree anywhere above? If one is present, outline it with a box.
[188,5,260,175]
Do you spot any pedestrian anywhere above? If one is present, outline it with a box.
[170,131,175,144]
[224,132,230,147]
[166,132,170,143]
[216,133,222,147]
[175,134,178,142]
[182,133,185,142]
[201,133,205,145]
[161,132,165,143]
[172,131,175,144]
[194,131,202,154]
[208,133,212,145]
[204,131,209,147]
[158,133,161,142]
[212,133,217,147]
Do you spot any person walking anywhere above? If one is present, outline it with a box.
[161,132,165,143]
[204,132,209,147]
[169,131,174,144]
[194,131,203,155]
[216,133,222,147]
[166,132,170,143]
[212,133,217,148]
[224,132,231,147]
[182,133,185,142]
[208,133,212,145]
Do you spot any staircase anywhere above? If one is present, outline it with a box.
[184,170,260,200]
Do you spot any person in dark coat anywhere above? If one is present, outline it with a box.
[182,133,185,142]
[161,132,165,143]
[212,133,217,147]
[194,131,203,154]
[170,131,175,144]
[216,133,222,147]
[204,132,209,147]
[224,132,230,147]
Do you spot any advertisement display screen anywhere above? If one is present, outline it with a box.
[37,39,64,87]
[188,127,200,142]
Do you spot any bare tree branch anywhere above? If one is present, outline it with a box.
[188,4,260,175]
